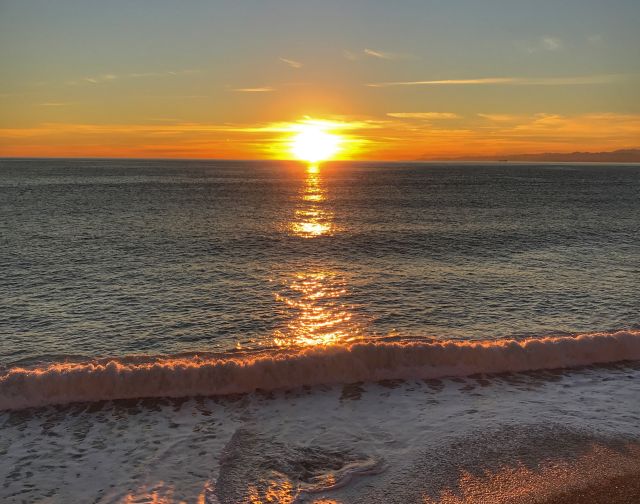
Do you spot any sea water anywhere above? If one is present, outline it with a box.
[1,159,639,502]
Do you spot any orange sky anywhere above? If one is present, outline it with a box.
[1,1,639,160]
[1,113,639,160]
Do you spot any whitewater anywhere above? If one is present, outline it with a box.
[2,331,640,411]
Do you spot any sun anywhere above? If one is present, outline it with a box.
[290,123,342,163]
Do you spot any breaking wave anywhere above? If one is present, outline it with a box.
[2,330,639,410]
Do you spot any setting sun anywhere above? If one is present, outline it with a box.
[290,123,342,163]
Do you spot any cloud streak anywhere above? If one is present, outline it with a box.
[67,69,199,86]
[363,48,411,60]
[518,36,564,54]
[82,74,117,84]
[387,112,459,119]
[37,102,74,107]
[369,78,516,87]
[232,87,275,93]
[368,74,622,87]
[279,57,303,69]
[364,48,394,59]
[540,36,562,51]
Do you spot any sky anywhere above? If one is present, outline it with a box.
[1,0,639,160]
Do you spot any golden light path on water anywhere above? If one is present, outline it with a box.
[275,164,363,348]
[272,271,361,347]
[290,164,333,238]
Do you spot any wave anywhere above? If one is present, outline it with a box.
[2,330,640,410]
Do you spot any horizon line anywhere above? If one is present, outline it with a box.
[1,152,639,164]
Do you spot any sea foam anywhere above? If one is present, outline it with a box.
[1,330,639,410]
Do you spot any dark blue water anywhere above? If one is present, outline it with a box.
[1,159,639,367]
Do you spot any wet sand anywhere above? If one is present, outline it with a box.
[541,473,640,504]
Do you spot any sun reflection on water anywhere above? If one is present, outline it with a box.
[290,164,334,238]
[273,271,362,347]
[276,165,362,347]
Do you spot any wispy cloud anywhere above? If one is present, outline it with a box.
[68,69,199,86]
[128,72,172,78]
[364,48,394,59]
[368,74,622,87]
[369,77,515,87]
[540,36,562,51]
[363,48,411,60]
[81,74,117,84]
[387,112,459,119]
[279,57,303,69]
[523,36,563,54]
[478,113,517,122]
[232,87,275,93]
[38,102,73,107]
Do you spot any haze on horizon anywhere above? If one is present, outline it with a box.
[0,0,639,160]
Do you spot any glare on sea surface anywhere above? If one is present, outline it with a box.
[276,159,361,348]
[290,165,333,238]
[273,272,361,347]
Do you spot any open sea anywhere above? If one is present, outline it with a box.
[1,158,639,503]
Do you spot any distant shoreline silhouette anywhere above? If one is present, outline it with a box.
[426,147,640,163]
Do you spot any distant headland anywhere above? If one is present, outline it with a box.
[428,148,640,163]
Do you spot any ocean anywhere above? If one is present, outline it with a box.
[1,158,639,503]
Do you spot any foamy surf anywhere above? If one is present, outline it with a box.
[2,330,639,411]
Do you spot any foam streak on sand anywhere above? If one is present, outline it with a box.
[2,330,640,410]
